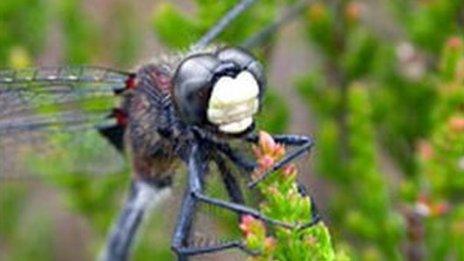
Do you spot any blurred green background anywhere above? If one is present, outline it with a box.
[1,0,464,260]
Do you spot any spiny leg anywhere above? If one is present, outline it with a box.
[190,165,294,228]
[173,143,290,258]
[213,154,245,206]
[192,191,293,228]
[245,133,315,188]
[173,194,247,259]
[215,142,256,172]
[172,144,247,260]
[176,137,294,228]
[217,135,322,228]
[296,181,322,229]
[216,134,315,186]
[101,179,170,261]
[172,141,317,259]
[253,133,322,228]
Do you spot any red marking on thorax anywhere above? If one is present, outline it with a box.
[113,108,128,126]
[125,74,137,89]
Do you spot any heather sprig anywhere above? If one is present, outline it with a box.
[240,131,335,260]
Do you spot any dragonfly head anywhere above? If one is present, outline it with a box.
[173,47,265,136]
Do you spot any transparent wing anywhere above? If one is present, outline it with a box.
[0,66,132,180]
[0,66,131,135]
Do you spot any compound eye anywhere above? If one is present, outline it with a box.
[173,54,219,125]
[217,47,266,91]
[173,48,266,135]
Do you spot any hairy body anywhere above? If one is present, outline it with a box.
[125,63,181,184]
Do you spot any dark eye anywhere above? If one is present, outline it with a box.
[173,54,219,125]
[217,47,266,91]
[173,48,266,134]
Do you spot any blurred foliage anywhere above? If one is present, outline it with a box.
[0,0,47,66]
[153,0,284,50]
[415,36,464,260]
[296,0,464,260]
[2,0,464,260]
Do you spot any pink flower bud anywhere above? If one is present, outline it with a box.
[449,116,464,132]
[239,215,257,236]
[259,131,277,154]
[418,140,434,160]
[283,164,297,178]
[345,2,364,23]
[431,203,450,216]
[264,237,277,251]
[259,155,275,169]
[446,36,463,51]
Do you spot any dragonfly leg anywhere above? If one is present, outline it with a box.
[216,134,315,187]
[296,181,323,229]
[173,212,246,258]
[215,143,256,172]
[188,149,294,229]
[246,133,315,147]
[100,180,170,261]
[245,133,315,188]
[192,191,293,228]
[172,145,249,259]
[215,135,321,228]
[244,133,322,228]
[213,154,245,206]
[218,150,322,229]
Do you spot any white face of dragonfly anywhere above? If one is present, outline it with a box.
[207,71,260,134]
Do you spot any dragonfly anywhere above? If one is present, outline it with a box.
[0,0,320,260]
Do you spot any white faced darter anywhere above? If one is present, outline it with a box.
[0,1,321,260]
